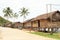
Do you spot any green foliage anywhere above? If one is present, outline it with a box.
[13,13,18,18]
[30,32,60,40]
[19,7,29,18]
[0,16,11,26]
[3,7,18,18]
[3,7,13,18]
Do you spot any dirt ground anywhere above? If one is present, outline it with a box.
[0,27,56,40]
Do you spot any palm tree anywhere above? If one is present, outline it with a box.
[19,7,29,29]
[3,7,18,19]
[19,7,29,21]
[3,7,13,18]
[13,13,18,18]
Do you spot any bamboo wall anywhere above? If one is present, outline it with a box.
[24,22,31,28]
[40,19,60,28]
[40,19,48,28]
[32,21,38,27]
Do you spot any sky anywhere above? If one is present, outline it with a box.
[0,0,60,22]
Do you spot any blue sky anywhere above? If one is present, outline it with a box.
[0,0,60,22]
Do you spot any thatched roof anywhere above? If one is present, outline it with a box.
[23,10,60,23]
[23,18,34,23]
[31,10,60,21]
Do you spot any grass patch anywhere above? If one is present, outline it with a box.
[30,32,60,40]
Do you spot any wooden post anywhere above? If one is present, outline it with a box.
[37,20,40,31]
[29,21,33,32]
[50,28,53,35]
[48,28,50,32]
[44,28,46,32]
[23,23,24,28]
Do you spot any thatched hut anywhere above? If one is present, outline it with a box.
[12,22,23,28]
[23,10,60,32]
[4,22,12,27]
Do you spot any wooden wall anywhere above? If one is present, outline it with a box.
[40,19,48,28]
[24,22,31,28]
[40,19,60,28]
[32,21,38,27]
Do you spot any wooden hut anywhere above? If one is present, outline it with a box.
[23,10,60,32]
[12,22,23,28]
[4,22,12,27]
[32,11,60,32]
[23,19,33,29]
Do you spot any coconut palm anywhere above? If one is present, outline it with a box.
[3,7,18,19]
[19,7,29,21]
[3,7,13,18]
[19,7,29,29]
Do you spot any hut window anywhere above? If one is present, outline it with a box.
[34,21,37,24]
[47,18,50,21]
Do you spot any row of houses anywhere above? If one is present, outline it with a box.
[4,22,23,28]
[4,10,60,32]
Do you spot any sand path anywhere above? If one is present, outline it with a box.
[0,27,56,40]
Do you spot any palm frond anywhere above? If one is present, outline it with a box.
[3,7,13,18]
[13,13,18,17]
[19,7,29,19]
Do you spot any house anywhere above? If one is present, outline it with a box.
[12,22,23,28]
[23,19,33,29]
[23,10,60,32]
[4,22,12,27]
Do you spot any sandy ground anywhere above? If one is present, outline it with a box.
[0,27,56,40]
